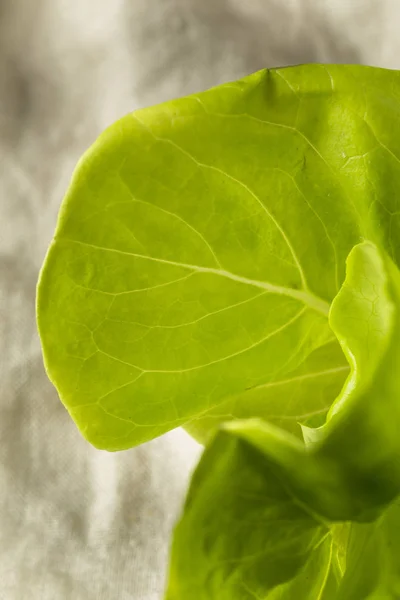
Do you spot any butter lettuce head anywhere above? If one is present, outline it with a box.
[37,64,400,598]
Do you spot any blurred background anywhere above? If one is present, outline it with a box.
[1,1,399,598]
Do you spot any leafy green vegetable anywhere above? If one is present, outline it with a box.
[38,65,400,600]
[37,64,400,450]
[166,242,400,599]
[37,63,400,597]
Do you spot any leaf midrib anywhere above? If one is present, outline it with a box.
[55,236,331,317]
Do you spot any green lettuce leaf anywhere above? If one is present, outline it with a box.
[37,64,400,450]
[165,241,400,599]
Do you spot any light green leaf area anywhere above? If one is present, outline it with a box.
[165,242,400,599]
[185,339,348,443]
[37,64,400,450]
[336,500,400,599]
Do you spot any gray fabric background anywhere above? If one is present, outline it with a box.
[1,1,400,598]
